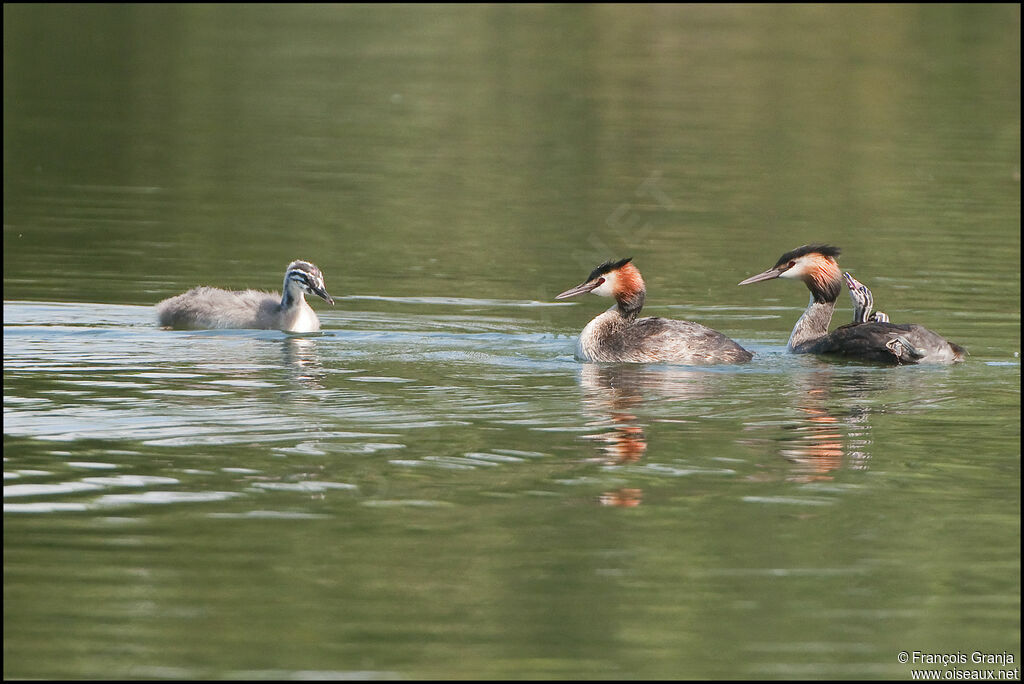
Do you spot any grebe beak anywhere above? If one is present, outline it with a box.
[738,267,785,286]
[311,285,335,305]
[556,279,602,299]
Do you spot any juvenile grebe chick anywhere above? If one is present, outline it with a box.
[844,272,889,324]
[156,260,334,333]
[555,258,753,364]
[738,245,965,364]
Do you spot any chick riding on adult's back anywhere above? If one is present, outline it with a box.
[738,244,965,364]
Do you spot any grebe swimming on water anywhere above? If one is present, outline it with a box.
[156,260,334,333]
[738,244,965,364]
[556,258,752,364]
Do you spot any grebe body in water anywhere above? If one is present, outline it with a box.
[556,258,752,364]
[738,245,965,364]
[156,260,334,333]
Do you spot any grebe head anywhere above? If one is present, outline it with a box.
[284,260,335,305]
[738,244,842,303]
[556,258,646,309]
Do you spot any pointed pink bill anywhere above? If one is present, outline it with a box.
[738,267,785,286]
[556,278,603,299]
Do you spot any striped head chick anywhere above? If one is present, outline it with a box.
[282,260,334,308]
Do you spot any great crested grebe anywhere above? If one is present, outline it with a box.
[555,257,753,364]
[156,260,334,333]
[738,244,965,364]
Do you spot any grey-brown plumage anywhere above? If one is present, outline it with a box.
[556,258,753,365]
[808,320,964,364]
[739,245,966,365]
[156,260,334,333]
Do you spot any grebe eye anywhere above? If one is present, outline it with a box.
[596,277,605,285]
[787,261,796,269]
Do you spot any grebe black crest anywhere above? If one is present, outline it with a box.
[556,258,752,365]
[156,260,335,333]
[587,257,635,282]
[739,244,965,364]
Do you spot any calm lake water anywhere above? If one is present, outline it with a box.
[4,4,1020,680]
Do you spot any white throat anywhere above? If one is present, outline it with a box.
[590,271,619,297]
[287,301,321,333]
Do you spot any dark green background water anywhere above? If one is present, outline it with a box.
[4,4,1020,679]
